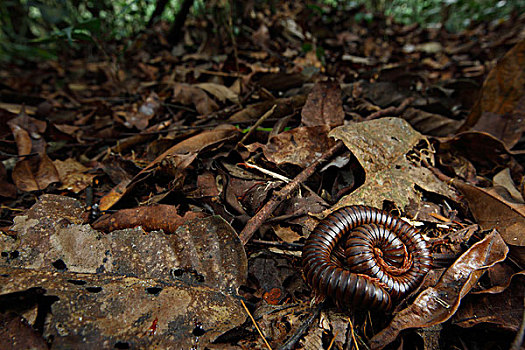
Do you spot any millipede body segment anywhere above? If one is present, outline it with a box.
[302,205,432,311]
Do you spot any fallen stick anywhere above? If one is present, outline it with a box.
[238,141,343,245]
[365,96,414,120]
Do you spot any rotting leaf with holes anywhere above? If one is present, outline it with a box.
[0,194,247,347]
[329,117,457,211]
[0,309,48,349]
[0,267,245,349]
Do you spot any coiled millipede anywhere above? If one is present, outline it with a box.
[302,205,432,311]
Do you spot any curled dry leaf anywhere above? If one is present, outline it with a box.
[329,117,456,210]
[370,230,508,349]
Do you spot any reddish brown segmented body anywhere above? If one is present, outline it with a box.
[302,205,432,311]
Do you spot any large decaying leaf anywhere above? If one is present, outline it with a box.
[329,117,456,210]
[0,194,248,347]
[0,268,244,349]
[370,231,508,349]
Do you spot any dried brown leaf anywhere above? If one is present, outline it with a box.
[54,158,96,193]
[173,82,219,115]
[92,204,205,233]
[247,125,337,167]
[7,107,47,156]
[196,82,239,104]
[12,153,60,192]
[452,179,525,246]
[402,107,462,136]
[462,38,525,147]
[301,81,344,127]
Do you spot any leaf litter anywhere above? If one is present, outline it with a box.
[1,3,525,349]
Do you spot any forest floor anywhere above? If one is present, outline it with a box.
[1,3,525,349]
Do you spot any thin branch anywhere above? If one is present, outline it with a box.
[365,97,414,120]
[278,303,323,350]
[239,141,343,245]
[240,299,273,350]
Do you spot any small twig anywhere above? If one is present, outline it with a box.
[279,303,323,350]
[241,162,291,183]
[365,97,414,120]
[239,141,343,245]
[327,331,338,350]
[250,239,303,251]
[237,104,277,148]
[510,292,525,350]
[348,317,359,350]
[240,299,273,350]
